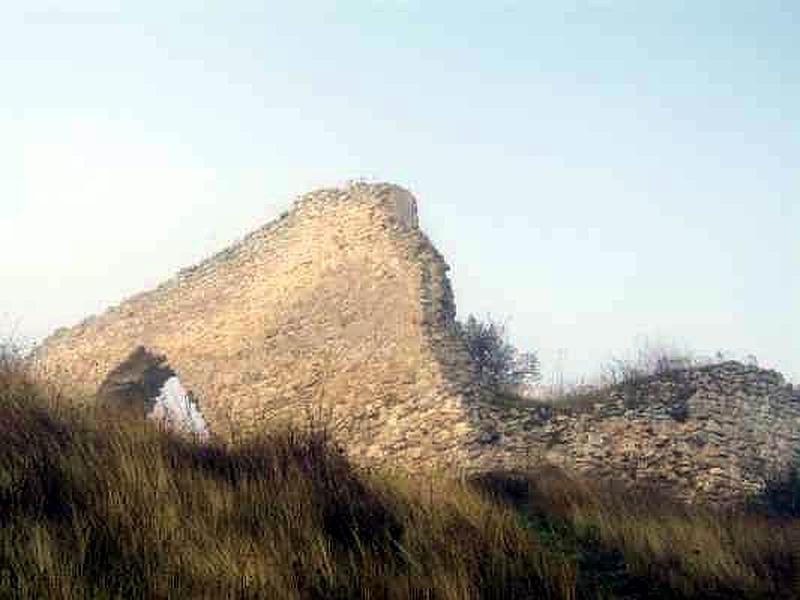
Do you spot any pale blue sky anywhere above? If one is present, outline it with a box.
[1,2,797,382]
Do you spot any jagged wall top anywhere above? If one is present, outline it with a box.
[293,182,419,230]
[45,182,422,341]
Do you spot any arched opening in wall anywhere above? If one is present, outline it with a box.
[96,346,209,439]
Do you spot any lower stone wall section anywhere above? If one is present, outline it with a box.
[471,362,800,504]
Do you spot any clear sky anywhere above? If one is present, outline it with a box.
[1,1,798,383]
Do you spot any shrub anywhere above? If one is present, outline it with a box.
[602,339,697,386]
[457,314,540,389]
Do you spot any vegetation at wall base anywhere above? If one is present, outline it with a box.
[1,354,799,599]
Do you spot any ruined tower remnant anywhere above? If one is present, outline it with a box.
[35,182,486,471]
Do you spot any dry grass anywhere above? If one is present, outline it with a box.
[474,468,800,599]
[2,348,799,599]
[0,350,567,599]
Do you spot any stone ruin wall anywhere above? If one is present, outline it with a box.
[36,183,489,471]
[35,182,799,504]
[472,362,800,504]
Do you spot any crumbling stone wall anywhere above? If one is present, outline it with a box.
[472,362,800,504]
[36,183,487,471]
[35,182,799,504]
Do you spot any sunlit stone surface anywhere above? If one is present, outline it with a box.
[149,376,209,439]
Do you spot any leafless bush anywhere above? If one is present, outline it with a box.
[457,314,540,390]
[602,339,698,386]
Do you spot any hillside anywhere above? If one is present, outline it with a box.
[2,353,799,599]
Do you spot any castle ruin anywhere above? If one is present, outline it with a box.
[36,182,800,504]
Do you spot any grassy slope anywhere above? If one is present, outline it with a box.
[1,358,799,599]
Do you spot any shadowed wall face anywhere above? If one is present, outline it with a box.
[96,345,209,437]
[96,346,174,416]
